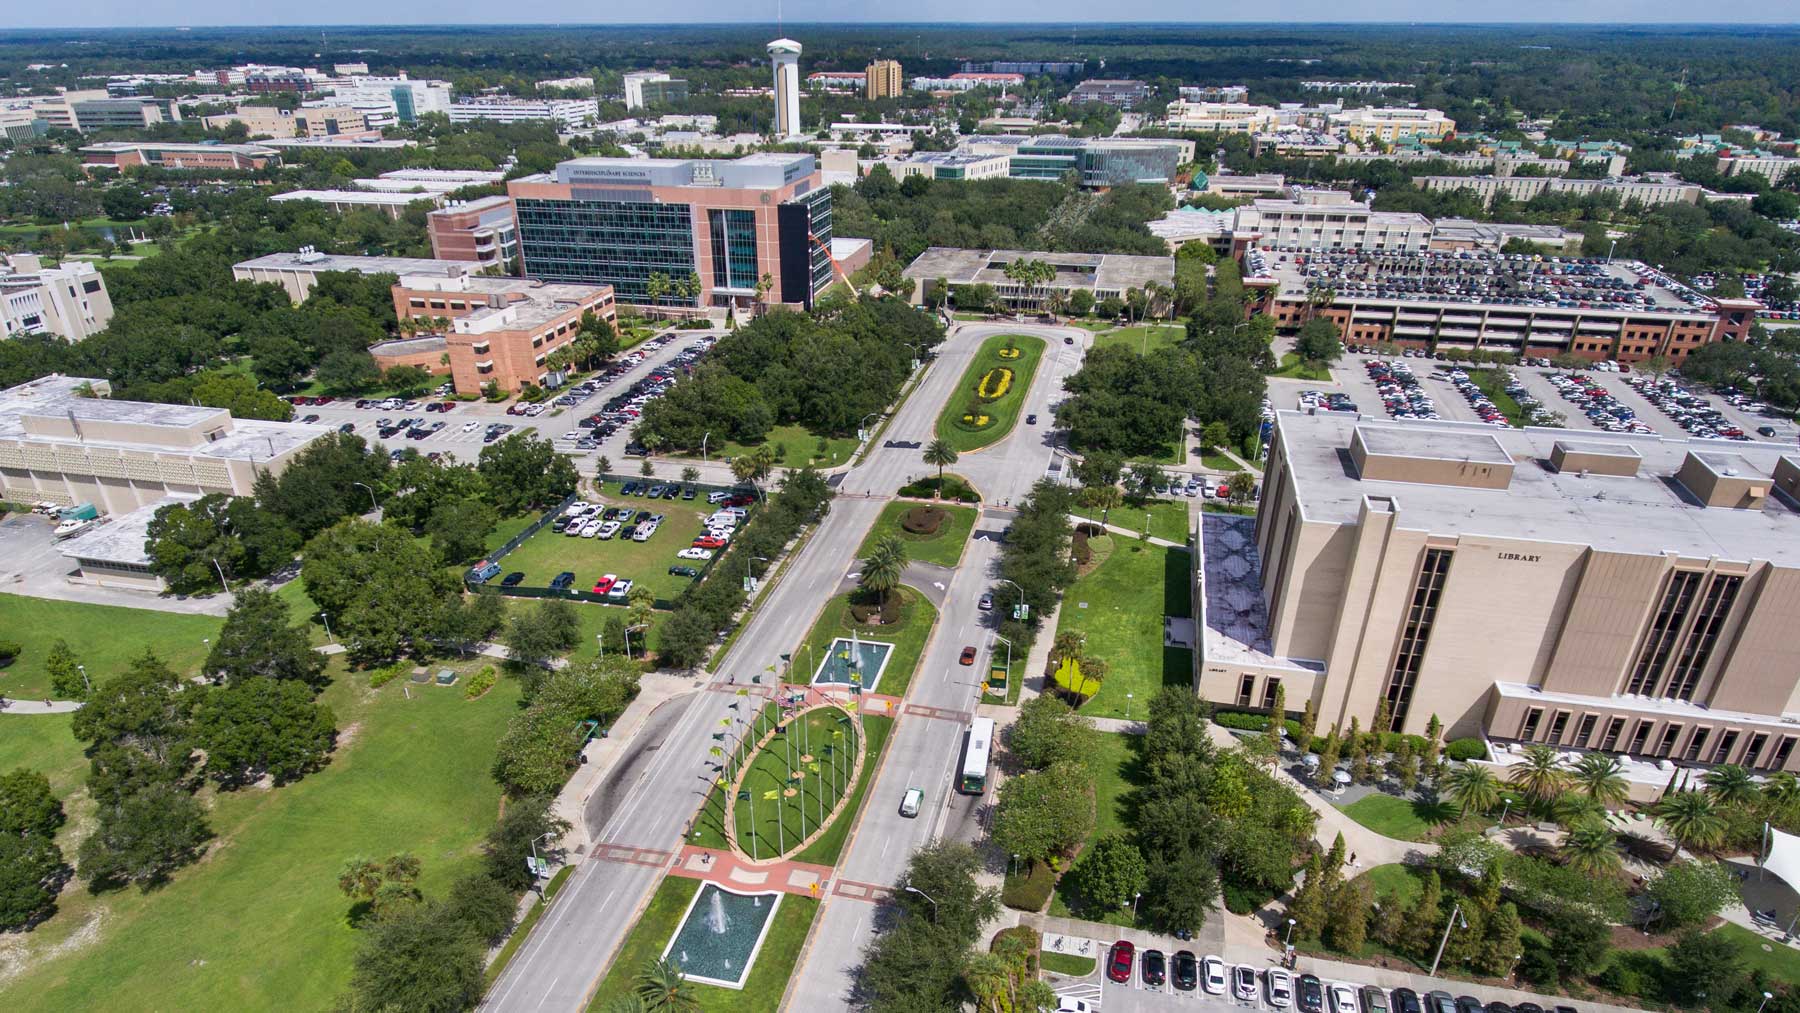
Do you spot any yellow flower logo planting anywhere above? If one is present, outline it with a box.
[976,367,1013,401]
[997,347,1021,360]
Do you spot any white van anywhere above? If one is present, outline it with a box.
[899,787,923,818]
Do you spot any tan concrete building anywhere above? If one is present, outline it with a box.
[1200,410,1800,776]
[865,60,903,100]
[233,251,473,303]
[1328,106,1455,144]
[1415,174,1703,209]
[0,375,327,515]
[385,274,616,393]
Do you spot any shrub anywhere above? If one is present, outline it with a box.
[1212,709,1302,741]
[1072,531,1093,565]
[0,640,19,662]
[464,666,498,700]
[900,506,947,535]
[898,475,980,503]
[1001,858,1056,912]
[1446,737,1487,762]
[368,660,410,688]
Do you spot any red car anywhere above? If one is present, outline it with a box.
[1216,483,1231,498]
[959,645,977,665]
[692,535,727,550]
[725,494,756,507]
[592,574,617,595]
[1107,940,1135,984]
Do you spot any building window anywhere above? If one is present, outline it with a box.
[1547,711,1570,743]
[1381,548,1453,730]
[1261,678,1282,712]
[1628,720,1654,755]
[1237,675,1256,708]
[1599,716,1626,752]
[1575,714,1598,748]
[1663,574,1743,701]
[1713,730,1740,765]
[1746,732,1769,769]
[1519,708,1544,740]
[1683,728,1711,763]
[1657,724,1684,758]
[1776,737,1799,770]
[1625,570,1703,696]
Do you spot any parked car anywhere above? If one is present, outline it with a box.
[1331,984,1360,1013]
[501,571,526,587]
[899,787,923,818]
[1141,949,1165,988]
[1391,988,1424,1013]
[1361,985,1392,1013]
[549,571,575,591]
[1427,991,1457,1013]
[669,565,701,578]
[1201,955,1227,995]
[1105,941,1134,984]
[1171,950,1197,992]
[469,561,501,583]
[959,645,977,665]
[978,594,993,611]
[1298,974,1325,1013]
[677,547,715,561]
[1456,997,1484,1013]
[692,535,727,550]
[591,574,618,595]
[1233,966,1259,1002]
[606,578,634,601]
[337,422,355,433]
[1267,968,1294,1008]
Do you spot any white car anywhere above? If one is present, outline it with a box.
[1266,969,1293,1008]
[597,521,621,540]
[1232,966,1258,1003]
[633,521,659,542]
[1329,983,1359,1013]
[580,519,604,538]
[462,420,480,432]
[607,578,633,601]
[677,547,715,561]
[1201,956,1227,995]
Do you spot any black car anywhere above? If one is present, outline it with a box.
[1025,413,1038,425]
[1427,992,1457,1013]
[1299,974,1325,1013]
[682,486,697,500]
[1758,426,1778,437]
[501,572,526,587]
[1392,989,1424,1013]
[621,482,640,495]
[1456,997,1484,1013]
[552,517,572,533]
[549,571,576,591]
[338,422,355,433]
[1171,950,1197,992]
[663,485,680,500]
[1485,1003,1513,1013]
[668,565,701,578]
[1140,948,1165,987]
[1514,1004,1545,1013]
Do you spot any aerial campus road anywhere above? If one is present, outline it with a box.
[481,320,1091,1013]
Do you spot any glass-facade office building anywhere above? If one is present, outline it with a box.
[1007,136,1188,187]
[508,154,831,310]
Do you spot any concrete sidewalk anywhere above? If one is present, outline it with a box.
[0,698,82,713]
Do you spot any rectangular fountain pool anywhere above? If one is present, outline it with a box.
[809,637,893,693]
[662,882,782,989]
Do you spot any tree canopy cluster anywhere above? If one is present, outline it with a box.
[854,841,1004,1013]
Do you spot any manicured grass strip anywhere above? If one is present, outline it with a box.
[1471,368,1527,427]
[1339,793,1458,842]
[5,659,517,1013]
[854,500,978,568]
[1271,351,1333,381]
[1353,863,1425,909]
[0,712,87,799]
[487,865,577,984]
[934,334,1046,453]
[790,587,937,704]
[0,593,225,700]
[1087,498,1190,545]
[1054,539,1194,720]
[587,876,818,1013]
[1093,324,1184,356]
[794,714,893,866]
[679,423,859,469]
[1711,922,1800,980]
[733,707,860,860]
[1041,952,1098,977]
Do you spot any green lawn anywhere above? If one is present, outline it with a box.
[794,714,892,866]
[1093,325,1185,356]
[1069,319,1113,332]
[1470,369,1527,427]
[1339,793,1459,842]
[854,500,978,568]
[0,712,87,799]
[934,334,1046,453]
[1041,952,1098,977]
[1710,923,1800,980]
[1105,499,1191,544]
[733,705,860,860]
[1199,449,1239,471]
[1353,862,1426,908]
[1271,352,1334,382]
[1055,539,1194,720]
[1047,732,1145,926]
[679,423,859,469]
[587,875,818,1013]
[489,485,711,602]
[790,586,938,703]
[0,594,225,700]
[5,657,519,1013]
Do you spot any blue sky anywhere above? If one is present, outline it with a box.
[10,3,1800,29]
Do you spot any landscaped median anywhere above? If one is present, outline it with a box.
[854,500,978,568]
[934,333,1046,452]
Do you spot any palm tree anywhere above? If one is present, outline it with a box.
[1553,789,1606,829]
[1765,772,1800,807]
[1079,483,1122,526]
[1560,819,1621,876]
[1569,752,1630,808]
[922,439,958,497]
[859,535,907,609]
[1444,763,1501,819]
[633,957,699,1013]
[1509,745,1570,810]
[1656,789,1727,853]
[730,444,778,495]
[1704,763,1759,807]
[645,272,671,315]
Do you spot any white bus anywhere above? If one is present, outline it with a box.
[958,716,995,794]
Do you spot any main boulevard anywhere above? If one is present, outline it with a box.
[481,319,1091,1013]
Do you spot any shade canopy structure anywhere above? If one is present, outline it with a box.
[1764,825,1800,898]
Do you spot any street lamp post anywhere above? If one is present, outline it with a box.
[352,481,378,514]
[1760,993,1775,1013]
[1428,901,1468,977]
[701,432,711,462]
[209,557,229,594]
[1285,917,1296,945]
[623,623,648,659]
[319,612,334,643]
[1126,692,1134,722]
[903,884,939,923]
[75,664,90,693]
[528,831,556,898]
[745,555,771,597]
[1499,796,1513,826]
[1133,891,1142,919]
[995,578,1025,619]
[595,632,604,658]
[993,634,1012,684]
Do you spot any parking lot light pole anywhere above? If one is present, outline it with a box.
[903,884,939,923]
[996,578,1025,617]
[318,612,334,643]
[528,831,556,898]
[701,432,711,462]
[75,664,90,693]
[746,555,770,596]
[1428,901,1468,977]
[595,632,604,658]
[1285,917,1296,945]
[1499,796,1513,825]
[1133,891,1142,919]
[352,481,378,514]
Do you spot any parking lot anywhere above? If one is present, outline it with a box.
[480,480,744,601]
[282,331,718,465]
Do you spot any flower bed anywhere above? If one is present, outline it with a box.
[960,412,993,429]
[997,347,1021,360]
[976,367,1014,401]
